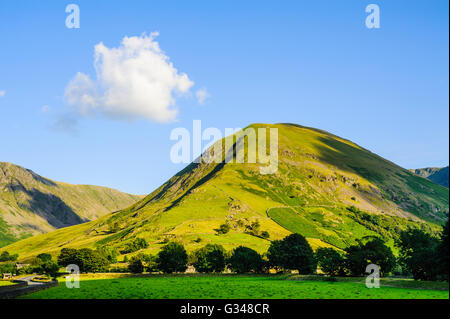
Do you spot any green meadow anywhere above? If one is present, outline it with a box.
[20,274,449,299]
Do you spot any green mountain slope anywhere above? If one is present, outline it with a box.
[2,124,448,260]
[0,162,143,247]
[410,166,449,188]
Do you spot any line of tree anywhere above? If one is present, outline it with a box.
[1,219,447,281]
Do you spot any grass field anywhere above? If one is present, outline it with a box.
[0,280,15,286]
[19,274,449,299]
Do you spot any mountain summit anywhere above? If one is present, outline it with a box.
[2,124,448,259]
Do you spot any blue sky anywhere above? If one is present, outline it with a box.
[0,0,448,195]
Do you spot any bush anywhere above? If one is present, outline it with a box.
[228,246,263,273]
[216,223,230,235]
[157,242,188,274]
[260,231,270,239]
[191,244,226,273]
[124,238,149,253]
[36,253,52,262]
[345,237,395,276]
[315,248,345,276]
[0,262,15,275]
[128,256,145,273]
[267,234,316,274]
[36,260,60,279]
[0,251,18,262]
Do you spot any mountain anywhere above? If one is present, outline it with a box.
[1,124,448,260]
[410,167,449,188]
[0,162,143,247]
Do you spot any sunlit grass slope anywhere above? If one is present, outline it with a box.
[2,124,448,260]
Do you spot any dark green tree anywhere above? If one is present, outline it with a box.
[346,238,395,276]
[0,251,18,262]
[75,248,110,273]
[216,223,231,235]
[227,246,263,273]
[36,253,52,262]
[38,260,60,279]
[396,227,440,280]
[128,255,145,273]
[58,248,109,273]
[191,244,226,273]
[267,234,316,274]
[157,242,188,273]
[437,219,449,281]
[315,248,345,276]
[57,248,78,267]
[124,238,149,253]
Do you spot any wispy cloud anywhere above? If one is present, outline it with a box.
[196,88,210,105]
[49,113,79,136]
[0,90,5,97]
[64,32,195,123]
[41,105,51,113]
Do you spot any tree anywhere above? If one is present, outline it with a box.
[57,248,109,273]
[0,251,18,262]
[124,238,149,253]
[267,234,316,274]
[437,219,449,281]
[346,238,395,276]
[157,242,188,273]
[227,246,263,273]
[38,260,60,279]
[396,227,440,280]
[315,248,345,276]
[75,248,110,273]
[0,262,15,275]
[191,244,226,273]
[36,253,52,262]
[57,248,78,267]
[128,255,145,273]
[216,223,230,235]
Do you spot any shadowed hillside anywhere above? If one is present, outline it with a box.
[411,166,449,188]
[2,124,448,259]
[0,162,143,247]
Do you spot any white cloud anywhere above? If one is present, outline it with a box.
[64,32,194,123]
[196,88,210,105]
[41,105,51,113]
[0,90,5,97]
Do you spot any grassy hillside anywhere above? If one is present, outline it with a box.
[2,124,448,260]
[0,162,143,247]
[411,166,449,188]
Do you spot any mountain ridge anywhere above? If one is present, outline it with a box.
[0,161,143,247]
[1,123,448,260]
[410,166,449,188]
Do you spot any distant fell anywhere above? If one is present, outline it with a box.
[410,166,449,188]
[0,162,143,247]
